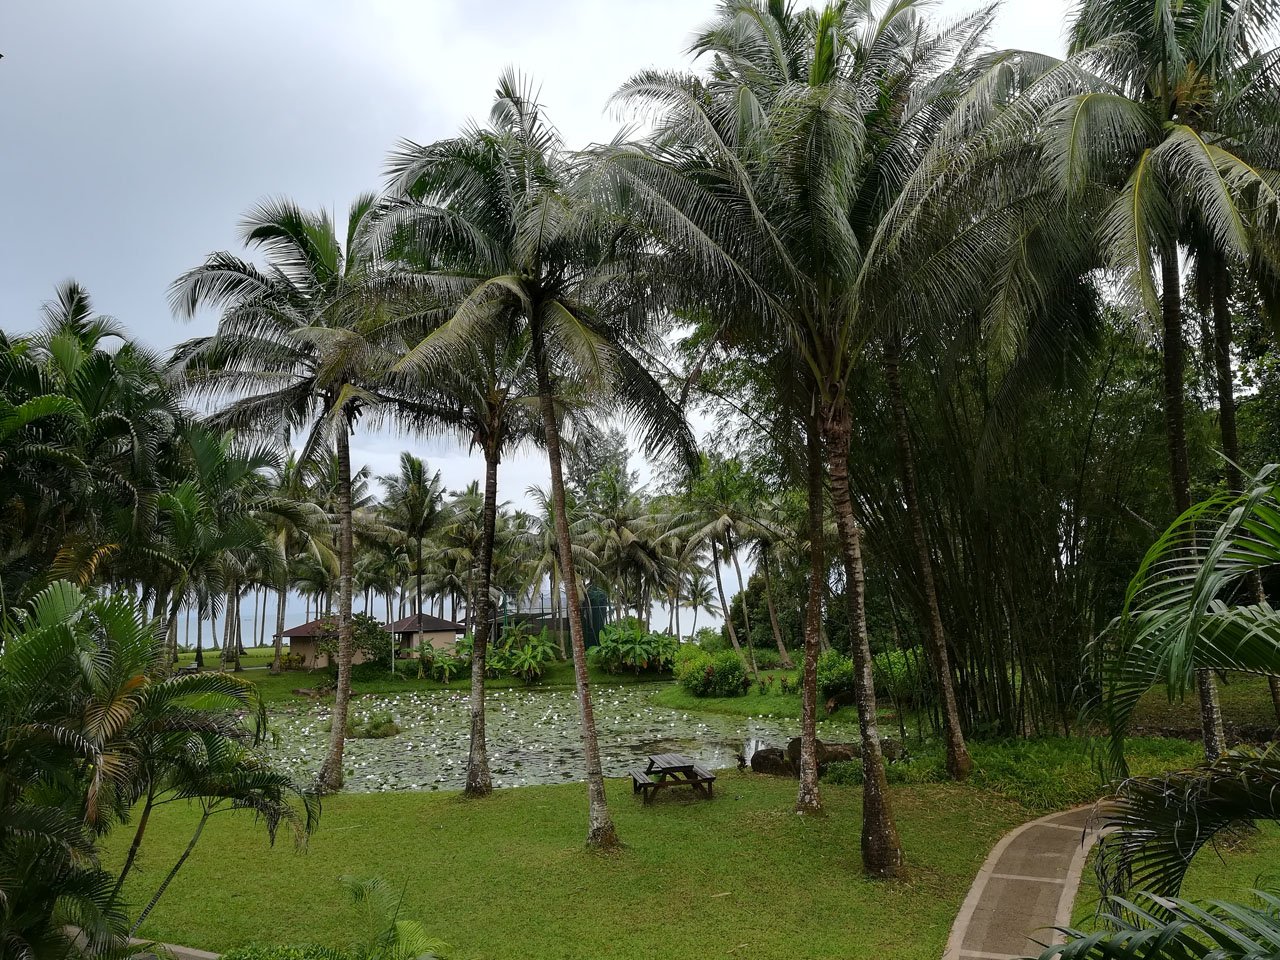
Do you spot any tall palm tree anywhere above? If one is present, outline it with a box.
[170,194,422,792]
[389,335,545,796]
[608,0,1003,869]
[387,72,694,845]
[378,452,446,628]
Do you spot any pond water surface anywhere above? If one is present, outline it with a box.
[263,683,863,792]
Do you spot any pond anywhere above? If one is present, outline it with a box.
[263,683,864,792]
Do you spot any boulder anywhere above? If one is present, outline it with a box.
[786,737,860,770]
[749,747,796,777]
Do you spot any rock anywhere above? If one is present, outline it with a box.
[786,737,861,770]
[881,738,905,762]
[749,747,796,777]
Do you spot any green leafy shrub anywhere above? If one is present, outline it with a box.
[353,710,400,739]
[676,648,750,697]
[280,651,305,671]
[752,647,783,670]
[486,625,559,684]
[318,613,396,676]
[691,626,728,652]
[590,618,676,674]
[816,649,856,703]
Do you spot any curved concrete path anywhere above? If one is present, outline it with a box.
[943,805,1106,960]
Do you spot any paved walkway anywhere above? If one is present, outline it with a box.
[943,805,1105,960]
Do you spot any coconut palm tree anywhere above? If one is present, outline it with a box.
[378,453,447,628]
[170,194,424,792]
[386,72,694,846]
[609,0,1009,868]
[389,331,547,796]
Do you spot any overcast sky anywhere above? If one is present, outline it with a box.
[0,0,1072,529]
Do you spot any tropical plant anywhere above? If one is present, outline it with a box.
[591,617,676,674]
[0,580,317,956]
[170,194,425,791]
[386,71,694,846]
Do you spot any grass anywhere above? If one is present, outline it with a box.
[1131,672,1279,735]
[650,678,803,718]
[175,646,276,669]
[241,659,664,705]
[110,773,1028,960]
[1072,823,1280,931]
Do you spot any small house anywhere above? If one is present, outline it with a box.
[277,618,371,670]
[385,613,464,657]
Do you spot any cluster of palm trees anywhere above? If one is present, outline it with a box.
[6,0,1280,880]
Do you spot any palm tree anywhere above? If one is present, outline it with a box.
[378,452,446,628]
[387,72,693,845]
[681,570,717,638]
[608,0,999,867]
[170,194,423,792]
[389,333,545,797]
[266,453,332,673]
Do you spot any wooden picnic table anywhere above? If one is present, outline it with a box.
[630,752,715,804]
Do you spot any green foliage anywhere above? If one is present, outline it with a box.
[675,648,751,697]
[0,581,317,955]
[223,948,343,960]
[318,613,395,676]
[691,626,728,652]
[872,648,930,708]
[506,629,558,684]
[816,649,856,704]
[351,711,401,740]
[590,618,676,674]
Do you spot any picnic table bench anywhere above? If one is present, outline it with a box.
[630,752,715,804]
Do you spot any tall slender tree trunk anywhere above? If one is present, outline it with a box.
[884,335,972,780]
[761,552,794,668]
[272,584,286,673]
[729,540,759,681]
[673,590,682,643]
[712,550,742,653]
[824,399,904,876]
[796,414,824,815]
[465,444,500,798]
[1163,252,1226,761]
[318,424,356,792]
[195,605,205,669]
[533,321,618,848]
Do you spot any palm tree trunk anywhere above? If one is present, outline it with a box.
[672,590,682,643]
[195,604,205,669]
[823,398,903,877]
[796,414,824,815]
[1211,267,1280,725]
[318,424,356,792]
[533,322,619,848]
[1163,251,1226,761]
[729,540,759,681]
[712,550,742,653]
[884,335,972,780]
[465,444,500,798]
[761,552,794,668]
[273,585,286,673]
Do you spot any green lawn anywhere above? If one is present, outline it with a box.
[1131,672,1279,735]
[241,659,664,704]
[113,774,1029,960]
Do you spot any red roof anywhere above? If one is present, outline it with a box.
[276,618,336,638]
[385,613,463,634]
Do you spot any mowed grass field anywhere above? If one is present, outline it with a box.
[111,774,1029,960]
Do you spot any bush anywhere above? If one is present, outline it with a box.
[691,626,728,652]
[501,626,558,684]
[751,647,783,670]
[816,649,856,703]
[352,710,400,739]
[676,648,751,697]
[317,613,396,676]
[590,618,676,674]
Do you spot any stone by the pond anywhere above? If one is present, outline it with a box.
[785,736,859,770]
[749,747,796,777]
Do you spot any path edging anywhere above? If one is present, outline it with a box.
[942,805,1103,960]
